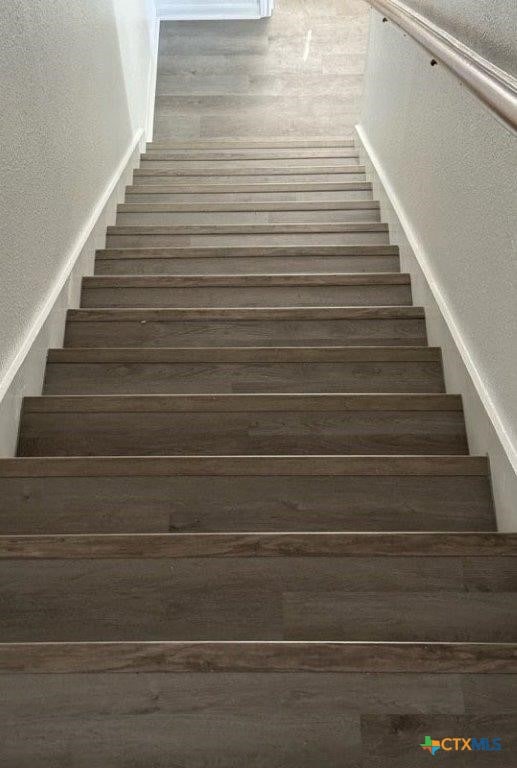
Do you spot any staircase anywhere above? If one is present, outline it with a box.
[1,138,516,765]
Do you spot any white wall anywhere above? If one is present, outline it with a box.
[401,0,516,76]
[358,9,517,529]
[0,0,158,454]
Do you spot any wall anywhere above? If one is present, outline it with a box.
[0,0,158,454]
[358,9,517,529]
[401,0,516,76]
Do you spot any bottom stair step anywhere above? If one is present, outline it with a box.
[1,645,515,767]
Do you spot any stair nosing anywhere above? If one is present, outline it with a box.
[95,245,399,259]
[126,181,373,193]
[22,393,463,414]
[133,165,366,177]
[67,306,424,321]
[0,456,489,477]
[83,273,410,288]
[118,200,379,212]
[1,532,514,559]
[106,223,388,236]
[47,345,442,364]
[1,640,515,673]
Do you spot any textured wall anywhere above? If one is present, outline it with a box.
[0,0,154,393]
[360,11,517,524]
[403,0,516,76]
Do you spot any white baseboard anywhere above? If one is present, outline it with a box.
[355,123,517,530]
[0,131,143,456]
[156,2,264,20]
[145,14,160,141]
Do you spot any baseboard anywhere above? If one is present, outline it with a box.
[156,2,263,21]
[145,13,160,141]
[355,124,517,531]
[0,130,143,457]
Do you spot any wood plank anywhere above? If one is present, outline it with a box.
[0,474,494,534]
[284,593,517,642]
[46,346,442,364]
[81,273,413,309]
[0,641,515,673]
[106,223,388,236]
[118,200,380,212]
[22,393,463,413]
[1,558,514,641]
[133,165,366,177]
[146,139,356,149]
[44,348,444,395]
[67,307,423,321]
[96,244,399,259]
[141,151,361,162]
[1,533,514,559]
[94,245,401,275]
[0,455,490,477]
[18,394,468,457]
[83,274,409,288]
[125,181,373,194]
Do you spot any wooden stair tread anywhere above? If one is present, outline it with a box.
[83,273,409,288]
[0,455,489,477]
[1,532,515,559]
[1,641,515,673]
[107,223,388,236]
[133,165,365,177]
[146,139,357,149]
[119,200,379,212]
[141,151,361,162]
[47,346,442,363]
[126,181,373,194]
[22,393,463,413]
[96,244,399,259]
[67,307,424,321]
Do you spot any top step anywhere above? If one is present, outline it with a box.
[147,139,356,150]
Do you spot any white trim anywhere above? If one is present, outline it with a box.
[259,0,274,17]
[145,15,160,141]
[155,2,263,20]
[0,129,143,404]
[356,123,517,475]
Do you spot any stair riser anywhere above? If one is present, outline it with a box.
[95,254,399,275]
[64,318,427,348]
[43,361,443,395]
[105,232,389,247]
[18,410,468,457]
[80,285,412,309]
[126,189,374,203]
[116,209,381,224]
[1,557,514,641]
[0,475,494,533]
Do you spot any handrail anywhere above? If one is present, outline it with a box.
[367,0,517,132]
